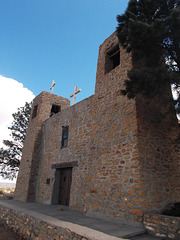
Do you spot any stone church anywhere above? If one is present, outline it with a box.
[14,32,180,225]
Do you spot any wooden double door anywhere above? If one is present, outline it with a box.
[59,167,72,206]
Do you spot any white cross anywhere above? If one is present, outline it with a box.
[70,85,81,105]
[50,80,56,93]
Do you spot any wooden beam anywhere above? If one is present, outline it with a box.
[51,161,78,169]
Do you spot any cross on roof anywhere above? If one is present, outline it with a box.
[70,85,81,105]
[50,80,56,93]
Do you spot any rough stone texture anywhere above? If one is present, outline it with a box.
[144,213,180,239]
[14,32,180,225]
[0,204,123,240]
[14,92,70,202]
[0,206,86,240]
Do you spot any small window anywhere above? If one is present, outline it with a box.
[50,104,61,117]
[105,45,120,74]
[61,126,69,148]
[46,178,50,184]
[32,105,38,119]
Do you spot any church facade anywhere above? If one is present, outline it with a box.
[14,32,180,225]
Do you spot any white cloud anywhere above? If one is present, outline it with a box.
[0,75,35,148]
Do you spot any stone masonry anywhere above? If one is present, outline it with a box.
[14,32,180,225]
[14,92,70,202]
[0,204,122,240]
[144,213,180,239]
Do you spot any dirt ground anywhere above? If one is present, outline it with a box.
[0,224,25,240]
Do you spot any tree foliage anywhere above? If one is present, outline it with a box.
[117,0,180,114]
[0,102,32,179]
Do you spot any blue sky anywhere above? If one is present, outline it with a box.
[0,0,129,101]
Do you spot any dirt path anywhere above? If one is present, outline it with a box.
[0,224,25,240]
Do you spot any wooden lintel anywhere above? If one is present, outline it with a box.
[51,161,78,169]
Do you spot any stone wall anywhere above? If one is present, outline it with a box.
[14,92,70,202]
[0,203,122,240]
[144,213,180,239]
[134,94,180,213]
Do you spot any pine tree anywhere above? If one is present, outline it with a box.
[117,0,180,114]
[0,102,32,180]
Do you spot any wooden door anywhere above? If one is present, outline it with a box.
[59,168,72,206]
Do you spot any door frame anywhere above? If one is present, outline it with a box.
[51,161,78,205]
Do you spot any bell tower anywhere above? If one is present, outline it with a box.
[14,91,70,202]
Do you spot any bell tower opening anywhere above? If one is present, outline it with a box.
[50,104,61,117]
[105,44,120,74]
